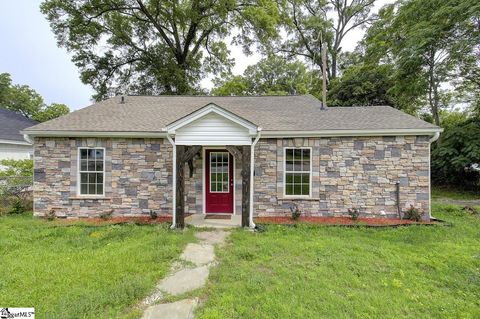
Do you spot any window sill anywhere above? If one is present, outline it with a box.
[69,196,111,200]
[278,197,319,201]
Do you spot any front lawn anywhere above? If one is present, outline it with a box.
[197,204,480,318]
[432,186,480,201]
[0,214,194,318]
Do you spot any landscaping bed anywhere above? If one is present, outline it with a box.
[255,216,436,226]
[51,213,195,226]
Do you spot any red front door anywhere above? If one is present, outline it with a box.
[205,150,234,213]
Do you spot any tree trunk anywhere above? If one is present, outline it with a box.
[428,49,441,127]
[241,145,251,227]
[176,145,185,228]
[330,52,337,79]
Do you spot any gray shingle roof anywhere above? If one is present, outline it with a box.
[24,95,440,133]
[0,108,38,142]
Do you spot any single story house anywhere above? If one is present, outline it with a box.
[23,95,442,227]
[0,108,37,163]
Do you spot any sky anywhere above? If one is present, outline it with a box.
[0,0,389,111]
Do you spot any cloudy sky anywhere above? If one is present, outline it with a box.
[0,0,389,111]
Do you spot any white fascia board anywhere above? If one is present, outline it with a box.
[261,128,443,138]
[21,130,168,138]
[0,139,32,146]
[166,103,258,134]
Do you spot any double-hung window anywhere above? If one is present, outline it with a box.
[79,148,105,196]
[284,148,311,197]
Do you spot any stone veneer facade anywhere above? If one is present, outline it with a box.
[33,135,430,219]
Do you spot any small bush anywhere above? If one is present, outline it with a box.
[45,208,56,221]
[149,210,158,220]
[9,198,26,214]
[403,205,424,221]
[462,205,478,215]
[290,203,302,220]
[348,208,360,220]
[99,209,114,220]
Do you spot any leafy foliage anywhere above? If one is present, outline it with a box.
[360,0,480,124]
[0,159,33,178]
[271,0,376,80]
[403,205,424,222]
[0,73,69,122]
[289,203,302,220]
[40,0,281,100]
[9,199,26,215]
[213,55,321,96]
[432,119,480,189]
[328,63,396,107]
[347,207,360,220]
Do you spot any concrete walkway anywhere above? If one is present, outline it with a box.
[141,230,230,319]
[186,214,242,228]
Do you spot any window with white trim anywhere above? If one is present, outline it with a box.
[284,148,311,196]
[210,152,229,193]
[79,148,104,195]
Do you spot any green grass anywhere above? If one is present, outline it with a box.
[197,204,480,319]
[432,186,480,201]
[0,214,195,319]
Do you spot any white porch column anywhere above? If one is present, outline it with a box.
[249,129,262,228]
[166,134,176,229]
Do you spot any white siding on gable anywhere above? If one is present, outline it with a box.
[0,143,33,161]
[175,112,252,145]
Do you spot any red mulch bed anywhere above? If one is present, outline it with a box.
[255,216,436,227]
[52,213,195,226]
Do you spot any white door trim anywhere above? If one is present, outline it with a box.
[202,146,236,215]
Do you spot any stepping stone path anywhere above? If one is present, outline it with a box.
[141,230,230,319]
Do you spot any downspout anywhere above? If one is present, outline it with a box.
[249,128,262,228]
[166,133,176,229]
[428,132,440,220]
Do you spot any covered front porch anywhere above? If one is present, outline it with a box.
[165,103,262,228]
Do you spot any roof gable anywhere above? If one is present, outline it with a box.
[166,103,258,135]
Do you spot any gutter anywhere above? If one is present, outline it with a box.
[249,128,262,228]
[166,134,177,229]
[21,128,443,139]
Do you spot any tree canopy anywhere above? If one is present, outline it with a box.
[40,0,281,100]
[0,73,69,122]
[212,55,321,96]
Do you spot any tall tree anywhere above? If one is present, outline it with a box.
[273,0,376,80]
[362,0,480,125]
[212,55,321,96]
[0,73,70,122]
[41,0,280,101]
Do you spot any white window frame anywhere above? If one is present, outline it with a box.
[209,151,230,193]
[283,147,312,198]
[77,147,106,197]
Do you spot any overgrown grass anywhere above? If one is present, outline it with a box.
[197,203,480,318]
[432,186,480,200]
[0,214,195,318]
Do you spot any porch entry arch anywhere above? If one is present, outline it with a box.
[165,103,261,228]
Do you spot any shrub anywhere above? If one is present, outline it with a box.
[403,205,424,221]
[290,203,302,221]
[9,198,26,214]
[99,209,113,220]
[347,208,360,220]
[462,205,478,215]
[45,208,56,221]
[431,119,480,190]
[149,210,158,220]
